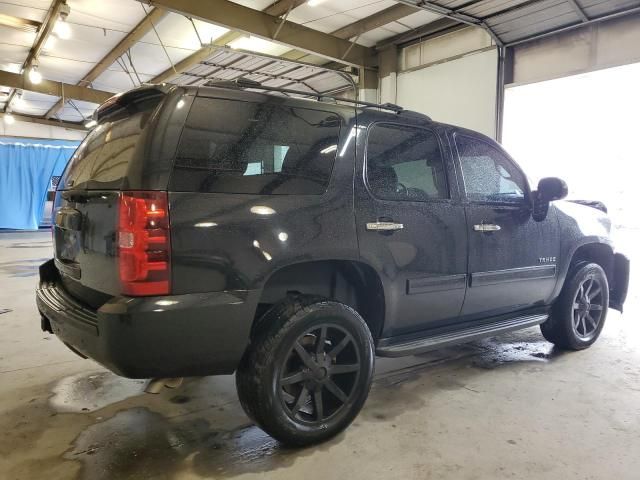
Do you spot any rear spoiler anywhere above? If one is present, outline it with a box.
[94,85,171,124]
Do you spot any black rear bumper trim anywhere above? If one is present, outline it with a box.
[36,259,259,379]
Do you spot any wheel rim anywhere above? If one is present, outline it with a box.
[277,324,361,425]
[572,275,604,340]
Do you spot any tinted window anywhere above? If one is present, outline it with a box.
[171,98,341,195]
[59,111,153,190]
[366,124,448,201]
[456,135,526,203]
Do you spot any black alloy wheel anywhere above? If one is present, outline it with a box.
[541,262,609,350]
[236,295,374,446]
[278,324,361,425]
[571,275,605,341]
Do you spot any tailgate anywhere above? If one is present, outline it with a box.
[53,190,120,307]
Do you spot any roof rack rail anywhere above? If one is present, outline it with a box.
[204,79,410,115]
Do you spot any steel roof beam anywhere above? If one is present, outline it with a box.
[0,111,86,130]
[0,13,41,32]
[3,0,67,113]
[281,3,422,64]
[139,0,377,67]
[266,0,308,18]
[0,70,115,105]
[44,6,168,119]
[150,0,343,84]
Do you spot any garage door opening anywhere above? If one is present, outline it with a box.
[503,61,640,233]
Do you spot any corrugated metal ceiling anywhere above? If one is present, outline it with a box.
[400,0,640,45]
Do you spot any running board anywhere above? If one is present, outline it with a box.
[376,313,548,357]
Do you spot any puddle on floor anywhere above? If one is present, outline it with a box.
[50,371,146,413]
[470,336,563,369]
[4,327,573,480]
[66,407,329,480]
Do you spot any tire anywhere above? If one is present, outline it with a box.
[236,295,375,446]
[541,262,609,350]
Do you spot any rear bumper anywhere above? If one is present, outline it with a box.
[36,259,259,378]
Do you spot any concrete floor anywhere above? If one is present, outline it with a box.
[1,230,638,480]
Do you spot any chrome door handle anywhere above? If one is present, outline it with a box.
[366,221,404,231]
[473,223,501,232]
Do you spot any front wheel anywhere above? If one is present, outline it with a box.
[541,262,609,350]
[236,295,375,446]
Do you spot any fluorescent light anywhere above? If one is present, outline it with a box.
[84,119,97,128]
[3,114,15,125]
[28,66,42,84]
[228,35,287,55]
[54,19,71,39]
[308,0,329,6]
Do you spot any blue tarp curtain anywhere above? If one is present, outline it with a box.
[0,137,80,230]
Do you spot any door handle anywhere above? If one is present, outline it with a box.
[366,221,404,231]
[473,223,501,232]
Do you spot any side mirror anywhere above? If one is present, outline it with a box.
[532,177,568,221]
[537,177,568,202]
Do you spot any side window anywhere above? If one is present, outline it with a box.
[171,98,341,195]
[366,124,448,201]
[455,135,526,203]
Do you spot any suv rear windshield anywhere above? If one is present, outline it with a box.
[58,94,162,191]
[170,97,342,195]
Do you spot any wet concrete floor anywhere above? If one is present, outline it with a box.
[1,230,639,480]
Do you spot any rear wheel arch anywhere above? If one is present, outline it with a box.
[254,260,386,342]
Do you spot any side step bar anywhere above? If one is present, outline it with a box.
[376,313,548,357]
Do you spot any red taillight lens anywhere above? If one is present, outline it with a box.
[118,191,171,296]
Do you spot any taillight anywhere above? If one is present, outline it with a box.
[118,191,171,296]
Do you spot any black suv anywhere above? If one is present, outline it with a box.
[37,83,630,446]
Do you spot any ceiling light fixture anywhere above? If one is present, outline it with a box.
[53,2,72,39]
[307,0,329,6]
[28,63,42,84]
[3,113,15,125]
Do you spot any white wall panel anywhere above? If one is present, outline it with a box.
[396,49,498,138]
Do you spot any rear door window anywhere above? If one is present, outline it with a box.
[170,97,341,195]
[366,123,449,201]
